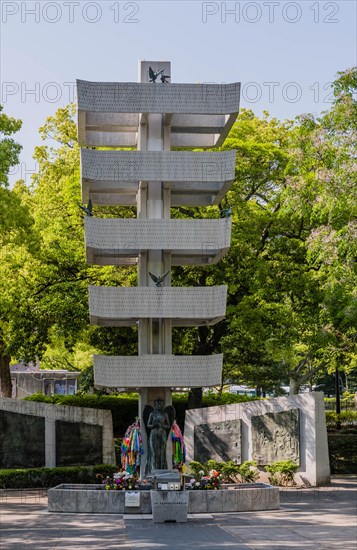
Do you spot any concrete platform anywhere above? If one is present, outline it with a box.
[47,483,279,514]
[0,476,356,549]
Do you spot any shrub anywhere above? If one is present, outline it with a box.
[24,393,138,437]
[188,460,206,478]
[325,410,337,427]
[0,464,116,489]
[339,410,357,424]
[325,409,357,429]
[238,461,259,483]
[265,460,298,486]
[219,461,240,482]
[188,468,221,490]
[188,459,259,483]
[25,392,258,438]
[328,433,357,474]
[324,395,355,411]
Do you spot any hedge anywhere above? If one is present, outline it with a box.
[325,409,357,428]
[0,464,117,489]
[328,434,357,474]
[324,394,355,411]
[24,393,139,438]
[24,392,257,437]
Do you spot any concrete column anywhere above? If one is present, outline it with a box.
[45,419,56,467]
[137,61,173,477]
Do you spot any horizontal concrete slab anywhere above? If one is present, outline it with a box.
[77,81,240,148]
[77,81,240,114]
[84,218,231,266]
[88,285,227,327]
[93,354,223,388]
[81,150,236,206]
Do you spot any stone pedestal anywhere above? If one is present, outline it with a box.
[150,490,189,523]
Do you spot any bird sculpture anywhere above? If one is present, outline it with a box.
[160,73,170,83]
[78,199,93,216]
[220,207,232,218]
[149,66,170,83]
[149,270,170,287]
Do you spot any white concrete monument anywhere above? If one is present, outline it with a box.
[77,61,240,475]
[184,392,330,486]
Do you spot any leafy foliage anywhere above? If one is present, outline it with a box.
[0,105,22,187]
[188,459,259,483]
[24,393,139,437]
[0,108,39,396]
[325,409,357,429]
[328,433,357,474]
[0,464,116,489]
[1,68,356,401]
[24,391,256,436]
[264,460,298,486]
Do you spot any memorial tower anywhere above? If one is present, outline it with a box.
[77,61,240,474]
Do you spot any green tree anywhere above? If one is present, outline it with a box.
[2,68,355,401]
[175,68,356,397]
[0,107,38,396]
[280,67,357,391]
[10,105,137,377]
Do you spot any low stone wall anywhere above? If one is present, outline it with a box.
[47,483,279,514]
[0,397,115,468]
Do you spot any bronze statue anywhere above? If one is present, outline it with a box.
[78,199,93,216]
[149,66,170,84]
[143,398,175,474]
[149,270,170,287]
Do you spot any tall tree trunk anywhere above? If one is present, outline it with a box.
[0,353,12,397]
[289,378,300,395]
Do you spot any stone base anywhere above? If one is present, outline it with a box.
[150,490,189,523]
[189,484,279,513]
[48,484,151,514]
[47,483,279,514]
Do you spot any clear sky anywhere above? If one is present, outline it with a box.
[1,0,356,184]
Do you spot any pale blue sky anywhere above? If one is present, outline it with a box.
[1,0,356,184]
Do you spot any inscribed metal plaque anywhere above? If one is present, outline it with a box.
[0,411,45,468]
[125,491,140,507]
[56,420,102,466]
[251,409,300,465]
[194,419,241,463]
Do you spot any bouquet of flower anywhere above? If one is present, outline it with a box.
[188,469,221,490]
[96,471,141,490]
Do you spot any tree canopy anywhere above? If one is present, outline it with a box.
[0,67,356,399]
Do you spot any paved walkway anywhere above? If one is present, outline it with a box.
[0,476,356,549]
